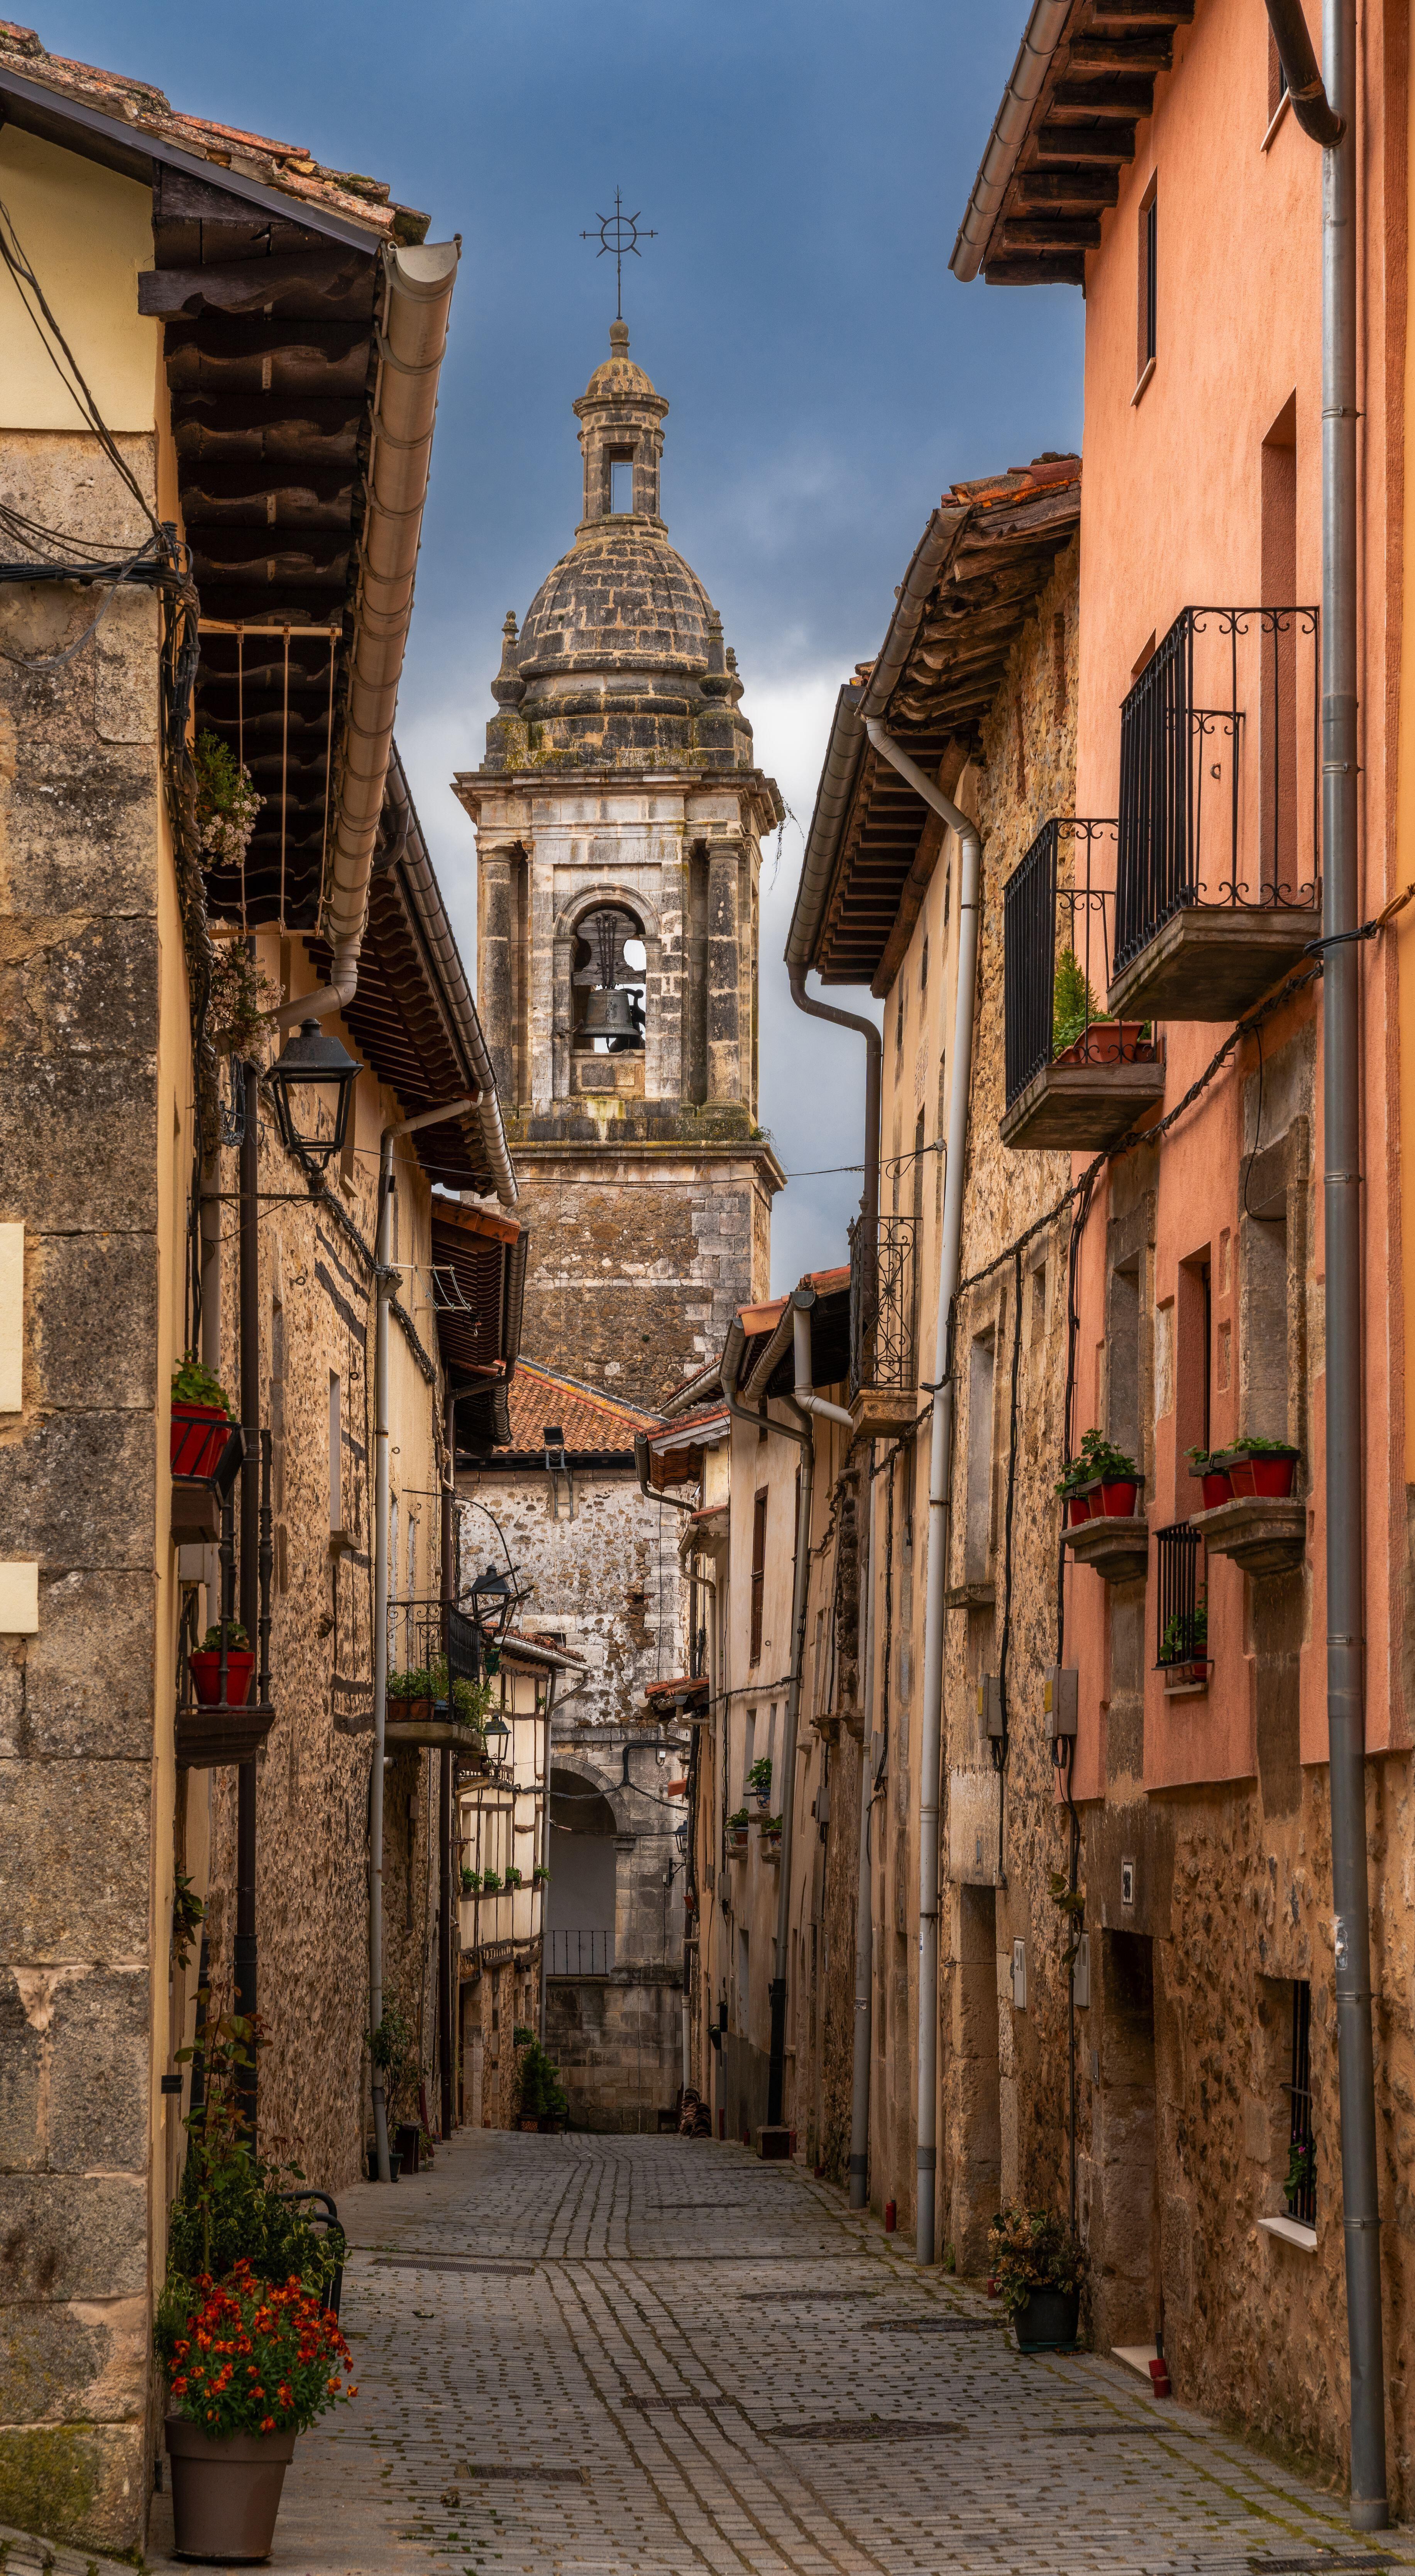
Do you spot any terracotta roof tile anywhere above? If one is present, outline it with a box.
[502,1360,662,1460]
[0,20,428,241]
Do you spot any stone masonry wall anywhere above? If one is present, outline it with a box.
[0,435,171,2549]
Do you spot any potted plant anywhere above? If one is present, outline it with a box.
[171,1354,236,1480]
[158,2261,356,2558]
[190,1621,254,1712]
[481,1869,502,1893]
[504,1864,523,1890]
[367,2002,416,2178]
[727,1809,750,1857]
[1160,1595,1209,1685]
[747,1755,773,1810]
[1187,1445,1232,1509]
[759,1812,783,1859]
[532,1863,549,1886]
[460,1867,480,1896]
[1215,1433,1300,1499]
[387,1664,437,1724]
[1056,1455,1095,1526]
[987,2202,1085,2353]
[1056,1429,1143,1521]
[517,2037,569,2134]
[1052,952,1154,1073]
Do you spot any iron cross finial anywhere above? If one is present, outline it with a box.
[580,189,657,322]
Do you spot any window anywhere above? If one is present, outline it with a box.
[749,1490,767,1663]
[1286,1980,1315,2224]
[328,1372,342,1536]
[1135,177,1157,397]
[610,456,634,514]
[963,1331,996,1584]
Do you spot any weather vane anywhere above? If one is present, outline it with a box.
[581,189,657,322]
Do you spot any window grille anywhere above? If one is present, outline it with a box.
[749,1491,767,1665]
[1285,1979,1315,2225]
[1155,1520,1204,1666]
[848,1212,916,1396]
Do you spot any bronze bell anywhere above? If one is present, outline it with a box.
[582,987,638,1038]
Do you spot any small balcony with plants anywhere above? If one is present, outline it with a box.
[1001,819,1164,1152]
[386,1602,496,1759]
[1058,1430,1148,1584]
[175,1428,274,1769]
[847,1211,917,1437]
[1108,604,1320,1024]
[1188,1435,1304,1575]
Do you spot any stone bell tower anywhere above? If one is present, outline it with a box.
[454,321,784,1403]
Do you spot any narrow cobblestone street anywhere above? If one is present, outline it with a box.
[135,2134,1415,2576]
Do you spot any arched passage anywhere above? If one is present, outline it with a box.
[546,1766,618,1974]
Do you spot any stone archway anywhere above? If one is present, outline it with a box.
[547,1765,620,1975]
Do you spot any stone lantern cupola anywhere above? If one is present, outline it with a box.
[574,316,669,528]
[453,323,785,1402]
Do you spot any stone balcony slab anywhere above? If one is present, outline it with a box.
[1063,1513,1150,1584]
[1191,1493,1306,1576]
[1107,904,1316,1024]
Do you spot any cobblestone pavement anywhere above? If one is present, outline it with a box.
[146,2130,1415,2576]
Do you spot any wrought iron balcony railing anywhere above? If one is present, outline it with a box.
[848,1212,916,1399]
[1115,603,1320,984]
[176,1431,274,1769]
[1005,818,1126,1105]
[1155,1519,1205,1670]
[386,1598,499,1756]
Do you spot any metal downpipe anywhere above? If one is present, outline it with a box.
[786,962,882,1349]
[1319,0,1386,2526]
[849,1447,878,2209]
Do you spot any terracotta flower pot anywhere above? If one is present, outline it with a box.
[1053,1019,1153,1071]
[171,1403,232,1481]
[389,1695,433,1726]
[165,2415,297,2562]
[1097,1477,1140,1518]
[190,1648,255,1710]
[1012,2287,1080,2353]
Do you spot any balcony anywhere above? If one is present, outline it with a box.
[1000,818,1165,1152]
[386,1601,493,1754]
[1109,605,1320,1023]
[1155,1520,1209,1695]
[847,1212,917,1438]
[175,1433,274,1768]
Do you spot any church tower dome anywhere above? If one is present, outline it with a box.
[482,322,753,773]
[454,322,784,1403]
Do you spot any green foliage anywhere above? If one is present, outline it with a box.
[201,1621,249,1651]
[193,728,262,870]
[1046,1868,1085,1922]
[461,1868,479,1894]
[386,1659,493,1731]
[156,2262,355,2437]
[169,1999,342,2294]
[987,2203,1085,2317]
[1285,2136,1316,2208]
[532,1864,549,1885]
[1053,948,1108,1056]
[512,2025,536,2047]
[172,1354,232,1415]
[758,1813,783,1834]
[727,1809,750,1831]
[1055,1427,1139,1497]
[1224,1433,1300,1458]
[171,1871,205,1974]
[367,2002,418,2128]
[481,1869,502,1892]
[504,1865,523,1888]
[207,938,276,1056]
[746,1755,773,1798]
[516,2039,567,2125]
[1161,1595,1208,1663]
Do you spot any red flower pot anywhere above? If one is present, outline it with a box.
[190,1647,255,1710]
[1098,1478,1140,1518]
[1225,1457,1257,1497]
[1249,1454,1298,1498]
[1066,1491,1092,1526]
[1054,1019,1154,1071]
[171,1403,232,1480]
[1198,1469,1232,1509]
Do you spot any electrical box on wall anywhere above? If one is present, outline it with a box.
[978,1675,1005,1740]
[1072,1931,1091,2010]
[1120,1858,1136,1908]
[1011,1938,1027,2010]
[1044,1665,1078,1740]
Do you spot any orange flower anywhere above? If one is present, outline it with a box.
[260,2415,274,2433]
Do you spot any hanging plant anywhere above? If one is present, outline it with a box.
[193,728,262,870]
[207,940,277,1059]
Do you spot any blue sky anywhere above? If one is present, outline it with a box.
[54,0,1083,1284]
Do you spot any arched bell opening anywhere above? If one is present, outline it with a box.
[572,901,647,1054]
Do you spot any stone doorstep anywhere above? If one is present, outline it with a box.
[1190,1493,1306,1577]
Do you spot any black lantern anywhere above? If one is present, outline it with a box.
[264,1018,362,1166]
[469,1561,515,1651]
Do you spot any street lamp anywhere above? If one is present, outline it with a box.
[264,1018,362,1167]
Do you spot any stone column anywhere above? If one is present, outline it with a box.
[478,843,516,1102]
[706,840,743,1105]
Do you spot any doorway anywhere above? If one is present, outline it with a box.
[1094,1929,1159,2354]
